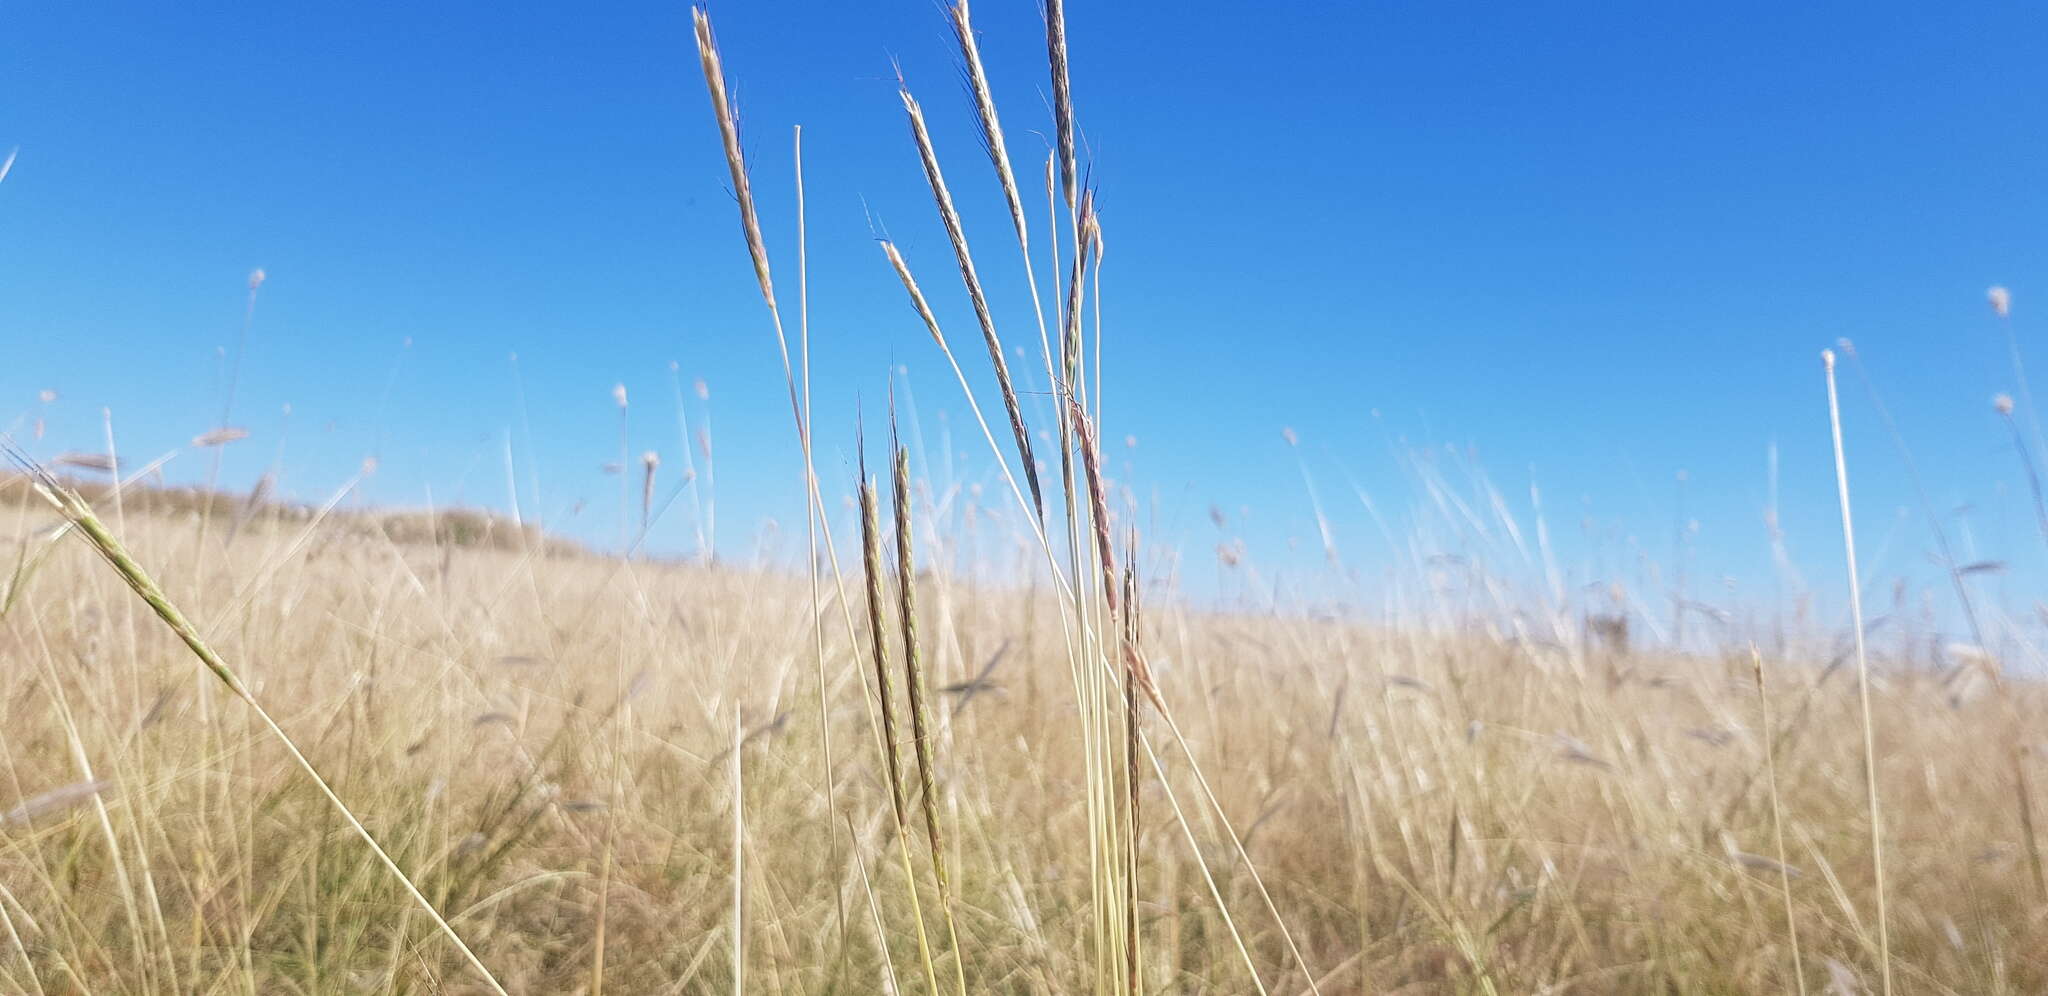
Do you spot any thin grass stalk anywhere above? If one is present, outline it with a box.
[1152,696,1322,990]
[1995,399,2048,548]
[1090,222,1106,420]
[792,124,850,968]
[1073,401,1144,993]
[31,638,148,990]
[0,881,47,996]
[892,427,969,996]
[2015,746,2048,901]
[1986,405,2048,900]
[1044,153,1084,608]
[1821,348,1890,995]
[3,446,509,996]
[1142,738,1267,994]
[666,364,708,560]
[1836,343,1986,650]
[692,19,882,956]
[1121,555,1142,996]
[590,706,620,995]
[509,351,542,517]
[846,816,904,995]
[195,270,265,594]
[615,383,630,550]
[730,704,745,994]
[1751,648,1807,996]
[1992,288,2048,469]
[899,87,1044,521]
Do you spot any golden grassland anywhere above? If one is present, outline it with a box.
[1,490,2045,993]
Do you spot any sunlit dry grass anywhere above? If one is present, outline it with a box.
[0,487,2044,992]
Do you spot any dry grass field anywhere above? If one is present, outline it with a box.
[2,474,2046,994]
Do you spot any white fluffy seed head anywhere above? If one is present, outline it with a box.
[1995,394,2016,415]
[613,383,628,409]
[1989,286,2012,318]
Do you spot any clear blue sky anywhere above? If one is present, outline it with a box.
[3,2,2044,641]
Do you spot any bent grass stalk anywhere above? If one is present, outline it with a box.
[2,443,509,996]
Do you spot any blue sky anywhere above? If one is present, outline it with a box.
[3,2,2044,642]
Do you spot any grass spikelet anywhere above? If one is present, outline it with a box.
[950,1,1028,248]
[190,427,249,448]
[1069,399,1155,704]
[857,424,943,995]
[1,779,112,826]
[898,84,1043,520]
[639,450,659,533]
[692,9,775,314]
[881,241,948,352]
[1045,0,1077,210]
[858,438,909,831]
[892,412,968,996]
[51,452,115,474]
[1060,192,1098,399]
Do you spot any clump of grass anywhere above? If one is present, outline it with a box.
[1,440,509,996]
